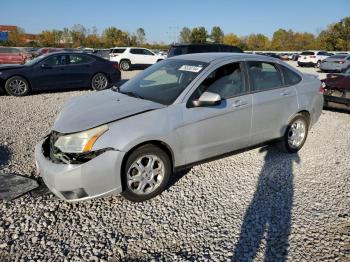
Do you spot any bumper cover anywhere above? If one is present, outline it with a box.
[35,139,125,202]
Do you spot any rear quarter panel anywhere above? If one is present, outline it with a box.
[295,75,323,127]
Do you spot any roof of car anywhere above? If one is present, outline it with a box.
[168,52,277,63]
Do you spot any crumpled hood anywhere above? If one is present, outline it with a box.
[53,90,165,133]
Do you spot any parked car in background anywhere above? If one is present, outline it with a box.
[261,52,281,59]
[109,47,166,71]
[297,50,330,68]
[34,47,62,57]
[94,49,110,60]
[0,52,120,96]
[322,67,350,110]
[320,54,350,72]
[167,43,243,58]
[35,53,323,202]
[0,47,32,64]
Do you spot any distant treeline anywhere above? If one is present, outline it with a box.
[1,17,349,51]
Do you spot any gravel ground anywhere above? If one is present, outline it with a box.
[0,63,349,261]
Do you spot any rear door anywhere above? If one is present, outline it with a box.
[129,48,144,65]
[246,60,298,145]
[179,61,253,165]
[64,54,95,87]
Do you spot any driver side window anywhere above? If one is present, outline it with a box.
[191,62,246,100]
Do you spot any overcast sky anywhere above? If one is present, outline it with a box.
[2,0,349,43]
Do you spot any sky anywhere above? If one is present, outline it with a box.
[1,0,349,43]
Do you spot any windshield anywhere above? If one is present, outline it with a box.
[25,55,46,66]
[116,59,208,105]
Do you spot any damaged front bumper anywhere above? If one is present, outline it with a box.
[34,138,125,202]
[324,88,350,109]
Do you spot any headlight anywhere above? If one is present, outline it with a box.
[54,125,108,153]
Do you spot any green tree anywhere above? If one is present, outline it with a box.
[191,27,207,43]
[136,28,146,45]
[271,29,294,50]
[211,26,224,43]
[102,27,129,47]
[38,30,62,47]
[179,27,191,43]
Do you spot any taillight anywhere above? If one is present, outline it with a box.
[319,84,325,94]
[338,61,345,64]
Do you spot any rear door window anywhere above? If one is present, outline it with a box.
[280,65,302,86]
[69,55,94,64]
[247,61,283,91]
[130,49,143,55]
[111,48,126,54]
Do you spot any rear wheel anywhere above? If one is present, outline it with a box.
[120,60,131,71]
[277,113,309,153]
[5,76,30,96]
[91,73,109,91]
[121,144,171,202]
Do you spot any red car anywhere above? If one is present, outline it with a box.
[322,67,350,110]
[0,47,30,64]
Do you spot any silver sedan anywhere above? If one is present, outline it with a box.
[35,53,323,202]
[320,54,350,72]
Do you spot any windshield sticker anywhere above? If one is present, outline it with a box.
[178,65,203,73]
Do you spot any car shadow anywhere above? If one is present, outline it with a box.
[166,168,192,190]
[0,144,11,168]
[232,146,300,262]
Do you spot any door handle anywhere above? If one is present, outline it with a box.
[232,100,248,108]
[281,91,292,96]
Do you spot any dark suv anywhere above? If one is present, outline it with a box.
[167,43,243,57]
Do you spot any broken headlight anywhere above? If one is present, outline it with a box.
[54,125,108,153]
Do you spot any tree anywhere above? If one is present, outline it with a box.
[191,27,207,43]
[8,27,25,46]
[38,30,62,47]
[223,33,241,46]
[102,27,129,47]
[179,27,191,43]
[136,28,146,45]
[293,32,316,50]
[211,26,224,43]
[70,24,86,47]
[246,33,270,50]
[271,29,294,50]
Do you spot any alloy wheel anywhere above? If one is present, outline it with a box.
[8,79,27,95]
[288,120,306,149]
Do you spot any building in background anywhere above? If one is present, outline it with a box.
[0,25,38,43]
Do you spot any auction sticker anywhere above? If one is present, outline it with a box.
[178,65,203,72]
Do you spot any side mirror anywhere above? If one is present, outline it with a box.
[191,91,221,107]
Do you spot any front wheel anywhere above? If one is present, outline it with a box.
[5,76,30,96]
[91,73,109,91]
[277,114,309,153]
[121,145,171,202]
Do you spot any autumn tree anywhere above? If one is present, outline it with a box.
[70,24,87,47]
[223,33,240,46]
[191,27,207,43]
[8,27,25,46]
[38,30,62,47]
[271,29,294,50]
[179,27,191,43]
[102,27,129,47]
[245,33,270,50]
[211,26,224,43]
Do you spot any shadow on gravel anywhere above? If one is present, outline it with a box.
[166,168,192,190]
[0,144,11,167]
[232,146,300,262]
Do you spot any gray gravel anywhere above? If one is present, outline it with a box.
[0,66,349,261]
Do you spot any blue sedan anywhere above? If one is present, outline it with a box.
[0,52,121,96]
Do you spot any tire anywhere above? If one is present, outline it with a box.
[316,60,321,68]
[91,73,109,91]
[277,113,309,153]
[121,144,171,202]
[156,59,163,63]
[5,76,30,96]
[120,60,131,71]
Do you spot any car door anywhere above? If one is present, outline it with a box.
[30,54,70,89]
[246,60,298,145]
[179,61,252,165]
[141,49,157,65]
[64,54,95,88]
[129,48,144,65]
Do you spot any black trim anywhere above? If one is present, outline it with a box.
[324,95,350,106]
[174,138,281,172]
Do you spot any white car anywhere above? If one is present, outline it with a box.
[109,47,166,71]
[297,50,330,68]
